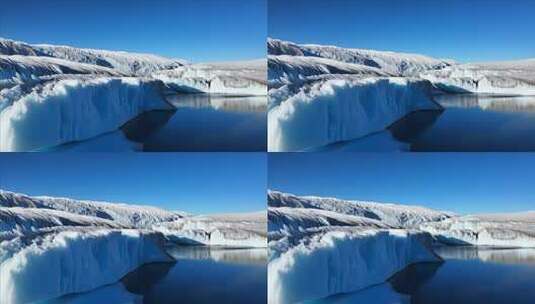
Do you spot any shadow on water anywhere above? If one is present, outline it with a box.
[388,262,443,295]
[388,94,535,151]
[122,94,267,151]
[121,262,175,295]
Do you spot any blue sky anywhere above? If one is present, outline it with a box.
[0,153,266,214]
[269,153,535,214]
[269,0,535,62]
[0,0,266,62]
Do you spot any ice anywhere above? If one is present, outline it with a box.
[152,59,267,95]
[152,211,267,248]
[268,77,442,151]
[420,212,535,247]
[0,229,172,304]
[0,77,172,152]
[421,59,535,95]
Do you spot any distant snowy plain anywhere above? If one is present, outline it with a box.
[0,38,267,152]
[268,38,535,151]
[0,190,266,304]
[268,190,535,303]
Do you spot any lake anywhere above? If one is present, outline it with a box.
[44,246,267,304]
[50,94,267,152]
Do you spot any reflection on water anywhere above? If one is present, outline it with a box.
[389,94,535,151]
[45,246,267,304]
[122,94,267,151]
[388,247,535,304]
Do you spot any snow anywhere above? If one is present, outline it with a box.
[420,212,535,247]
[268,77,442,151]
[153,211,267,248]
[152,59,267,95]
[0,77,172,152]
[268,38,454,77]
[268,191,452,229]
[268,229,439,304]
[0,228,172,304]
[421,59,535,95]
[0,190,184,229]
[0,38,186,76]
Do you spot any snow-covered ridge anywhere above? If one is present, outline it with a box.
[269,191,453,229]
[0,38,186,75]
[268,77,442,151]
[421,59,535,95]
[268,38,454,77]
[0,190,184,228]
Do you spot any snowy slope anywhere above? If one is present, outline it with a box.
[269,191,453,229]
[0,76,172,152]
[268,38,454,77]
[0,38,185,75]
[0,190,184,228]
[0,228,172,304]
[420,211,535,247]
[0,207,123,240]
[153,211,267,247]
[0,55,123,87]
[152,59,267,95]
[268,77,442,151]
[268,55,392,87]
[421,59,535,95]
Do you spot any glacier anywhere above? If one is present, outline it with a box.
[268,77,442,151]
[268,38,535,151]
[0,38,267,152]
[0,189,267,304]
[268,191,450,304]
[268,191,535,303]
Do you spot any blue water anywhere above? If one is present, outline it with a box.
[389,94,535,151]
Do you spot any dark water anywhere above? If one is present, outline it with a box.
[50,94,266,152]
[388,247,535,304]
[122,94,267,151]
[48,246,267,304]
[389,94,535,151]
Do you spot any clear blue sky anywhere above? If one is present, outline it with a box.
[0,0,266,62]
[269,153,535,214]
[269,0,535,62]
[0,153,266,214]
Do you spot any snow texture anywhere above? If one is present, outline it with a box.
[0,190,184,229]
